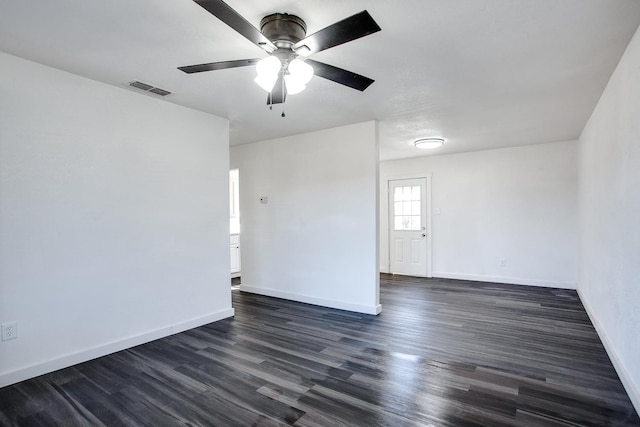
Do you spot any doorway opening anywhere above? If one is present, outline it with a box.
[230,169,241,287]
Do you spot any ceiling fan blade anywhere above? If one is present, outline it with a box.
[306,60,374,91]
[178,58,260,74]
[193,0,276,53]
[292,11,381,56]
[268,75,287,105]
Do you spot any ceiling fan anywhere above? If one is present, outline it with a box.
[178,0,381,106]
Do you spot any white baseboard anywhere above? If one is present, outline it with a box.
[380,266,389,273]
[240,285,382,315]
[432,272,576,289]
[577,289,640,413]
[0,308,234,388]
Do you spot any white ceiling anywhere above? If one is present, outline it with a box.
[1,1,639,160]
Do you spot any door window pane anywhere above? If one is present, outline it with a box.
[394,201,403,215]
[403,201,412,217]
[411,186,420,200]
[410,216,421,230]
[411,201,420,216]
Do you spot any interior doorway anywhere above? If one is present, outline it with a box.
[388,177,432,277]
[230,169,241,283]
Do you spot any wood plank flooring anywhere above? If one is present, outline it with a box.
[1,274,638,426]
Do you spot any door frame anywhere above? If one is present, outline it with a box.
[387,175,433,278]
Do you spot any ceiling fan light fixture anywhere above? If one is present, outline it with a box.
[254,73,278,92]
[288,58,314,84]
[414,138,445,149]
[256,55,282,76]
[283,58,314,95]
[255,56,282,92]
[284,74,306,94]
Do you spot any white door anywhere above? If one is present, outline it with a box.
[389,178,429,277]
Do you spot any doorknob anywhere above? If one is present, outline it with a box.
[422,233,426,237]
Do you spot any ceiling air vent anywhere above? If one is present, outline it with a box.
[148,87,171,96]
[128,80,171,96]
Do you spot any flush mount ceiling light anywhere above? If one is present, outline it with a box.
[414,138,445,149]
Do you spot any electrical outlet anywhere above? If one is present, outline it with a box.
[499,259,507,267]
[1,321,18,341]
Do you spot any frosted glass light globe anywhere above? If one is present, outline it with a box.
[288,59,314,84]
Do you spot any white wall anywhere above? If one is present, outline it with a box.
[578,24,640,410]
[0,52,233,386]
[380,141,578,288]
[230,122,380,314]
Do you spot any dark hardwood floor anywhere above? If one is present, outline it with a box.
[1,274,638,426]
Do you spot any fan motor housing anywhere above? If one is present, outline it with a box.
[260,13,307,47]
